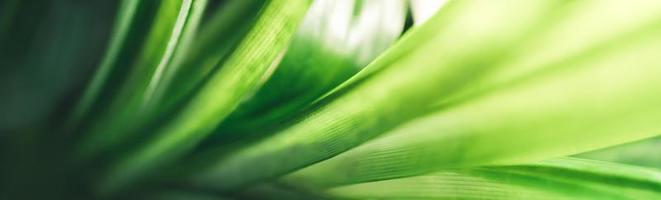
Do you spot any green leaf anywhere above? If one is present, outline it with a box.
[190,0,564,190]
[65,0,141,130]
[98,0,311,194]
[76,0,206,158]
[437,0,661,108]
[145,0,266,116]
[577,136,661,169]
[6,0,661,199]
[216,0,407,134]
[285,24,661,187]
[326,158,661,200]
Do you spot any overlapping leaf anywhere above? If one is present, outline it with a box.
[4,0,661,199]
[191,0,564,190]
[99,0,311,193]
[326,158,661,200]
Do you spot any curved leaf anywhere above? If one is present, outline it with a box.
[287,25,661,187]
[326,158,661,200]
[189,0,408,163]
[77,0,205,158]
[190,0,563,190]
[99,0,311,194]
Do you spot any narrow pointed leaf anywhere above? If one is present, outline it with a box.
[99,0,311,193]
[326,158,661,200]
[577,136,661,168]
[219,0,407,133]
[148,0,266,115]
[65,0,141,130]
[287,26,661,187]
[78,0,205,158]
[191,0,563,190]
